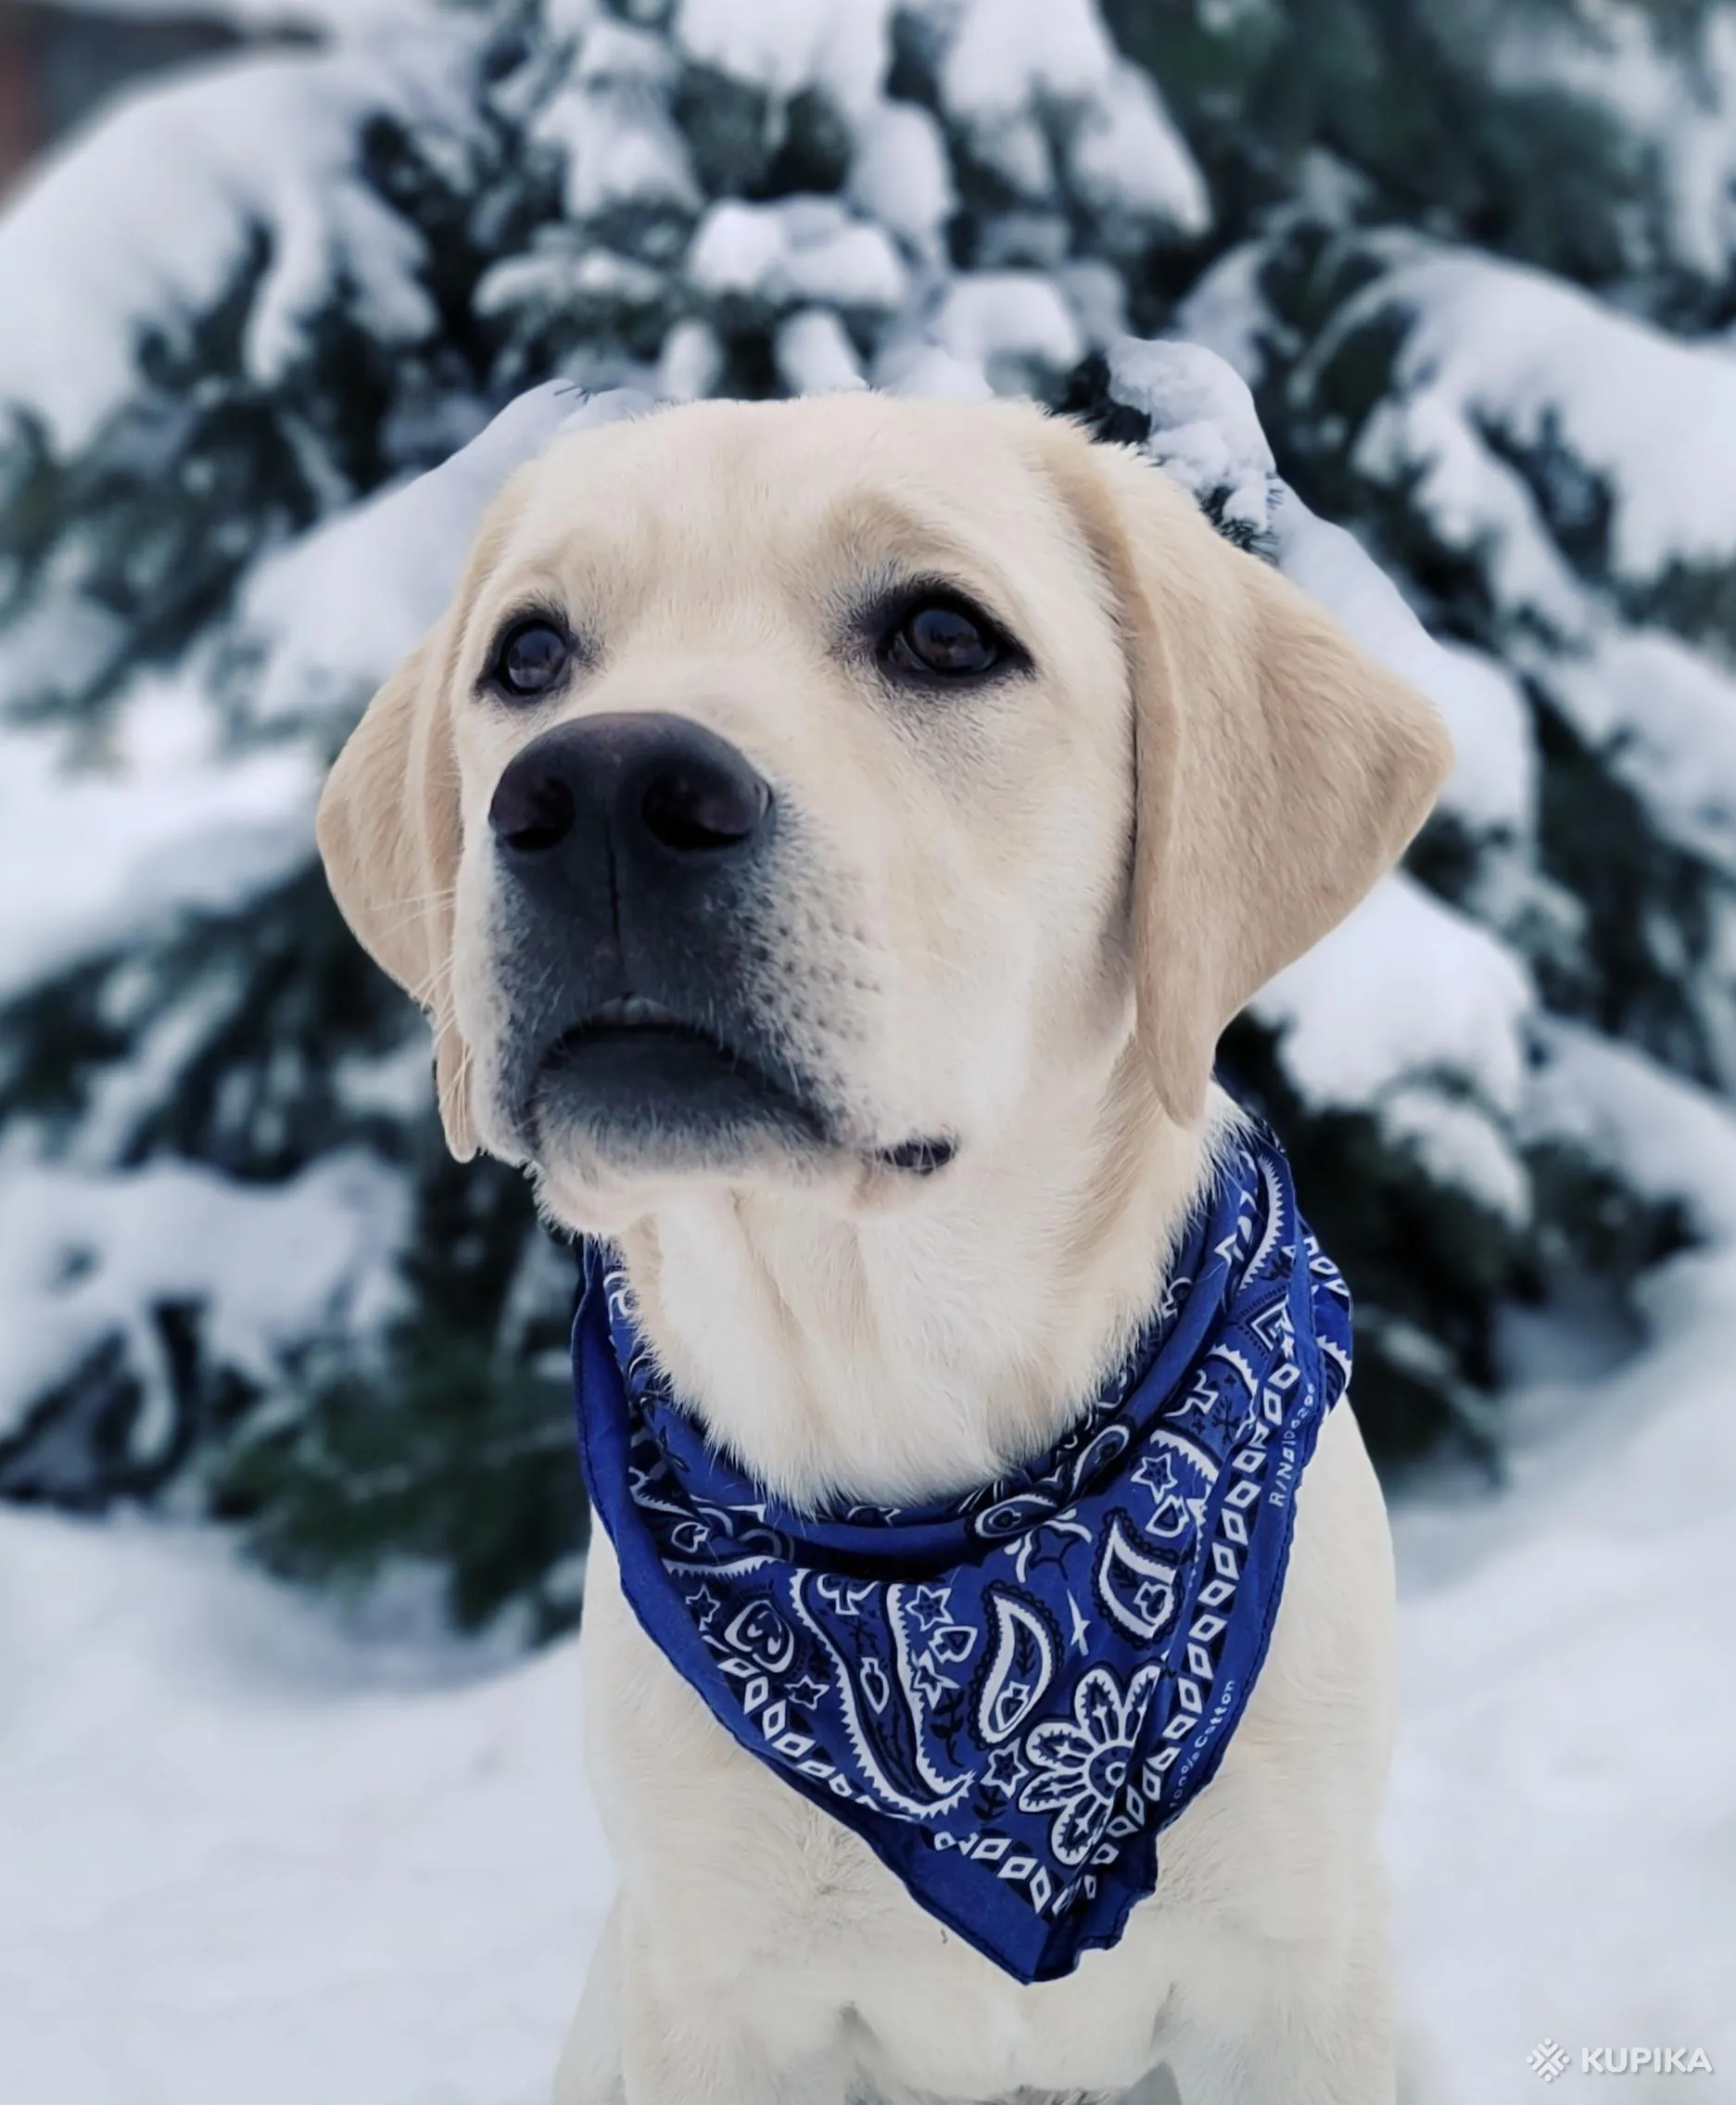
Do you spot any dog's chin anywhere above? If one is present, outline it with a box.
[499,1021,959,1232]
[521,1021,838,1195]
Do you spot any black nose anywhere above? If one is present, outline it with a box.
[488,713,772,875]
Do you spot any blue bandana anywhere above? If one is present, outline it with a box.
[571,1122,1352,1985]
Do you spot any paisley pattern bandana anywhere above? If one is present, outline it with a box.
[570,1121,1352,1985]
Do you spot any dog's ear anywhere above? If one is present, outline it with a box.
[316,625,476,1161]
[1042,425,1454,1123]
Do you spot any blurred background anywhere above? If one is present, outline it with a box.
[0,1,1730,2100]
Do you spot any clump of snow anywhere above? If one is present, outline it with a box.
[1314,241,1736,622]
[674,0,894,121]
[688,198,908,311]
[873,341,995,401]
[1064,62,1210,235]
[846,99,956,259]
[775,309,868,396]
[1107,335,1276,542]
[0,1152,406,1448]
[937,0,1122,119]
[927,272,1085,393]
[1522,1019,1736,1242]
[475,241,668,341]
[653,317,724,400]
[1541,628,1736,877]
[35,0,436,23]
[0,38,480,454]
[1173,240,1271,387]
[876,273,1090,399]
[0,688,316,1003]
[532,42,699,228]
[1252,874,1533,1117]
[1489,2,1736,287]
[932,0,1208,235]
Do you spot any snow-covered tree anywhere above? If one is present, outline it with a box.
[2,0,1734,1636]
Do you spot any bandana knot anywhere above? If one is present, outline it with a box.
[572,1120,1351,1983]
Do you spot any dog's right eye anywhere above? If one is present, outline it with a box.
[491,620,571,699]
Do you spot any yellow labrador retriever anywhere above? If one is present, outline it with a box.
[317,393,1450,2105]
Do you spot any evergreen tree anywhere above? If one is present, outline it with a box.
[1,0,1733,1635]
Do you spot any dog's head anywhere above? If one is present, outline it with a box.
[317,395,1451,1233]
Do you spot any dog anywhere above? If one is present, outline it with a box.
[316,390,1451,2105]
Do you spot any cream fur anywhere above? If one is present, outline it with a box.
[317,393,1452,2104]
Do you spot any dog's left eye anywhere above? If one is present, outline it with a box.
[882,600,1005,679]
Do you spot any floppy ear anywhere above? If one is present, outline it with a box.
[315,627,477,1161]
[1043,425,1454,1123]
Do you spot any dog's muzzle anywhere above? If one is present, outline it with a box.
[485,711,832,1164]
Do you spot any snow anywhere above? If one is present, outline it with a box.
[1321,241,1736,615]
[532,64,699,228]
[1064,61,1210,236]
[872,340,997,401]
[938,0,1123,119]
[775,309,868,396]
[1542,628,1736,877]
[1094,340,1542,1217]
[0,1509,610,2105]
[687,198,909,311]
[1109,334,1273,506]
[5,1280,1732,2102]
[931,0,1208,235]
[870,270,1095,400]
[1390,1245,1736,2099]
[1488,2,1736,286]
[846,99,956,259]
[1174,241,1270,385]
[0,39,477,455]
[1252,875,1533,1119]
[1523,1019,1736,1242]
[0,1153,406,1449]
[1105,338,1537,848]
[652,318,724,401]
[34,0,434,24]
[0,689,317,1004]
[674,0,894,121]
[928,272,1086,390]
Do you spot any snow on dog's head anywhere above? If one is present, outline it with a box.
[316,392,1451,1233]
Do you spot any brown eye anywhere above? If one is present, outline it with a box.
[493,619,570,699]
[885,601,1003,678]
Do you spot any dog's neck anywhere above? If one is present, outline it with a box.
[610,1046,1225,1512]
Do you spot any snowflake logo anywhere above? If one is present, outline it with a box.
[1527,2039,1571,2083]
[1019,1663,1161,1867]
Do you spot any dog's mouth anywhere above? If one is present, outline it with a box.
[527,995,830,1159]
[524,995,955,1180]
[558,993,706,1041]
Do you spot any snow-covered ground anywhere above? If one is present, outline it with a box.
[1390,1252,1736,2100]
[0,1513,611,2105]
[3,1276,1730,2105]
